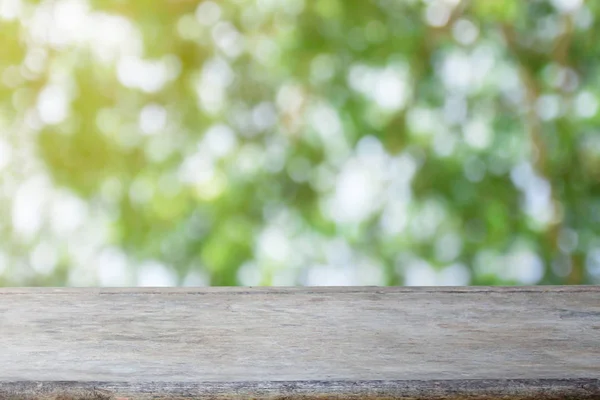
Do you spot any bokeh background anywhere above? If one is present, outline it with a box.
[0,0,599,287]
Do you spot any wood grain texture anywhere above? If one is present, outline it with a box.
[0,286,599,399]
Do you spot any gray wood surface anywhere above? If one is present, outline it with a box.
[0,286,599,399]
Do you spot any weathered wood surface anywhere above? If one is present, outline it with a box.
[0,286,599,399]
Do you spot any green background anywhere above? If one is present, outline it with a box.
[0,0,599,286]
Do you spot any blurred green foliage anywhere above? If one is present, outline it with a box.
[0,0,599,286]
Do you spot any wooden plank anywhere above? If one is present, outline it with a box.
[0,286,599,399]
